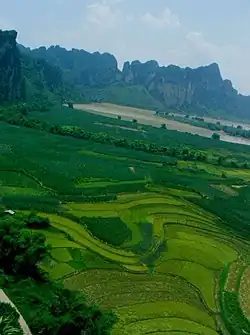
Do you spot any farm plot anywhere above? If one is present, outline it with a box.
[155,224,238,311]
[64,269,207,311]
[39,213,140,265]
[38,191,245,334]
[219,260,250,334]
[118,318,218,335]
[156,260,217,310]
[113,301,216,330]
[239,266,250,319]
[158,238,233,270]
[0,170,46,197]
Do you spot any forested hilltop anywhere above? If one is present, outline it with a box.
[1,29,250,118]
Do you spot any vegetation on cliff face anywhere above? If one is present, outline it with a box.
[122,61,244,116]
[0,30,24,103]
[20,44,250,119]
[2,29,250,118]
[0,31,79,106]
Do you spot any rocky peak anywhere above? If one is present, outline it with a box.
[0,30,23,103]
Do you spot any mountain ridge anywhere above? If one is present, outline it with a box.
[19,43,250,118]
[1,29,250,119]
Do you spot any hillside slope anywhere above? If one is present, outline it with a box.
[0,30,78,105]
[21,44,250,119]
[2,29,250,119]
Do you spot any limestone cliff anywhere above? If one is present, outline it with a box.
[25,43,250,118]
[0,30,23,103]
[122,61,244,116]
[13,41,250,118]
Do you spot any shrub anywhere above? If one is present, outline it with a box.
[212,133,220,140]
[25,212,50,229]
[6,280,116,335]
[80,217,132,246]
[0,302,23,335]
[0,216,48,279]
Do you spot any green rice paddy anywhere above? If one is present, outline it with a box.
[35,191,246,334]
[2,108,250,334]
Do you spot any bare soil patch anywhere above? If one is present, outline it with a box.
[74,103,250,145]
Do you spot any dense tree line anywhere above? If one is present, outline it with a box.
[0,214,116,334]
[1,107,249,169]
[0,109,211,163]
[170,114,250,139]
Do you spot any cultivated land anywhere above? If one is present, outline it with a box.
[74,103,250,146]
[2,104,250,334]
[173,112,250,131]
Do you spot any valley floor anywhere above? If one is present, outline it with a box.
[74,103,250,146]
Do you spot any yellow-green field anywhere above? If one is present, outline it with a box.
[35,188,250,334]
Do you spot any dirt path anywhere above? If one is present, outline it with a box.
[0,289,32,335]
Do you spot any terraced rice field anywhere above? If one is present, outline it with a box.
[37,189,248,334]
[218,259,250,334]
[239,266,250,319]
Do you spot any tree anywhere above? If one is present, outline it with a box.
[26,212,50,229]
[117,115,121,120]
[0,216,48,279]
[243,162,249,169]
[6,279,116,335]
[0,216,116,335]
[132,119,137,124]
[161,123,167,129]
[66,101,74,109]
[212,133,220,140]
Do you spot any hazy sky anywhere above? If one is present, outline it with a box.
[1,0,250,94]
